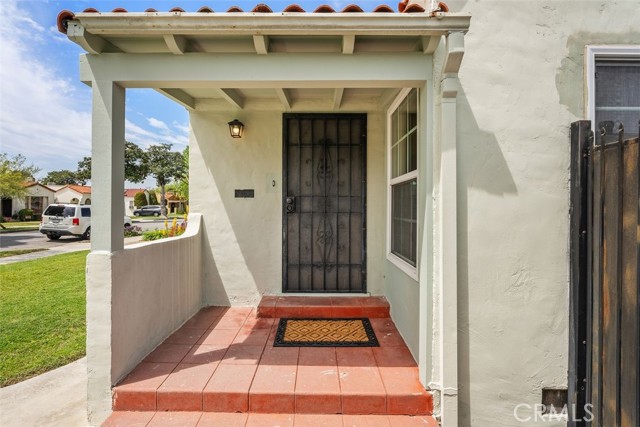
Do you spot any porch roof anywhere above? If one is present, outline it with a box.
[59,4,468,111]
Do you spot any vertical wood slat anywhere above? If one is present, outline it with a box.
[591,137,603,427]
[569,121,591,427]
[601,137,621,427]
[620,137,639,427]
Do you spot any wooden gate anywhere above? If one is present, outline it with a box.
[570,120,640,427]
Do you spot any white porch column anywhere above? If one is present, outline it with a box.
[86,80,125,426]
[438,31,464,427]
[91,80,125,252]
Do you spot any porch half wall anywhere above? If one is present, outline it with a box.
[189,110,387,306]
[85,215,203,424]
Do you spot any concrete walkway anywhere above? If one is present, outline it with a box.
[0,358,87,427]
[0,236,143,265]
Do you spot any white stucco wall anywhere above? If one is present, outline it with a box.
[55,187,90,204]
[189,110,386,306]
[85,214,203,425]
[433,1,639,426]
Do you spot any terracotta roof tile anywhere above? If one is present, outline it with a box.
[63,184,92,194]
[341,4,364,12]
[252,3,273,12]
[373,5,394,12]
[124,188,146,197]
[57,3,447,34]
[283,4,305,12]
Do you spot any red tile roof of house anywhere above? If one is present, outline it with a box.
[62,184,92,194]
[57,2,451,33]
[124,188,146,197]
[22,182,55,192]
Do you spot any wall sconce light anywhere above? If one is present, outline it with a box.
[228,119,244,138]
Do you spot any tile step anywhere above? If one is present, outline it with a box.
[257,296,390,318]
[114,388,433,415]
[102,411,439,427]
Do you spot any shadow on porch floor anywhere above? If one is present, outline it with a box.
[104,298,435,427]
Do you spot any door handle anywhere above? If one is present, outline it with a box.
[286,196,296,213]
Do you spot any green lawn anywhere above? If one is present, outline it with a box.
[0,221,40,229]
[0,249,48,258]
[0,251,88,387]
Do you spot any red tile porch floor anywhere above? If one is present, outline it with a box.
[104,297,435,427]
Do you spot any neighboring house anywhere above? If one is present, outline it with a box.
[1,182,55,218]
[164,191,187,214]
[54,184,92,205]
[123,188,147,216]
[58,2,639,427]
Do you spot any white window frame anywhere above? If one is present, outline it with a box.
[386,87,420,280]
[586,45,640,129]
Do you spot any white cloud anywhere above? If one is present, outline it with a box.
[148,117,171,132]
[0,1,92,174]
[126,118,189,149]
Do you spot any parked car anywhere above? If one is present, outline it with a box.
[39,204,131,240]
[133,205,162,217]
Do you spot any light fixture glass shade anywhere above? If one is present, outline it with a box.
[228,119,244,138]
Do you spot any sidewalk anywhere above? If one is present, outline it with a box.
[0,236,143,265]
[0,358,87,427]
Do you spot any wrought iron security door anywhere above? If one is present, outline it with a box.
[283,114,367,293]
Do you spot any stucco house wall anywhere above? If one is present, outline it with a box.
[430,1,639,426]
[189,110,387,306]
[55,185,92,205]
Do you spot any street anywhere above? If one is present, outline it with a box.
[0,219,184,251]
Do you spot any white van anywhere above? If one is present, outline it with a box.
[39,204,132,240]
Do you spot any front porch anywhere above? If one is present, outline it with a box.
[57,6,470,426]
[104,299,436,427]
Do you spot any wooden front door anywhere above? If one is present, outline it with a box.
[283,114,367,293]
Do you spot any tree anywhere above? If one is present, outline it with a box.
[0,153,40,199]
[133,191,148,208]
[165,147,189,202]
[42,170,83,185]
[146,143,186,216]
[76,141,150,184]
[148,191,159,205]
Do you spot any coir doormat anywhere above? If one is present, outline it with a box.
[274,318,379,347]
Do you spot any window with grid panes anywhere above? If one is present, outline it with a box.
[389,89,418,267]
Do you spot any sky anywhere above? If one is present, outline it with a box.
[0,0,383,187]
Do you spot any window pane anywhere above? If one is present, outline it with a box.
[398,97,408,138]
[595,62,640,138]
[408,132,417,173]
[392,144,399,178]
[398,138,408,176]
[391,179,417,266]
[408,89,418,131]
[392,109,399,141]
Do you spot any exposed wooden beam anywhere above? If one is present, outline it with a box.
[218,89,244,109]
[81,53,432,88]
[379,88,401,109]
[422,35,441,54]
[333,88,344,110]
[163,34,187,55]
[442,32,465,74]
[342,35,355,54]
[67,22,120,54]
[155,88,195,109]
[276,89,292,110]
[253,35,269,55]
